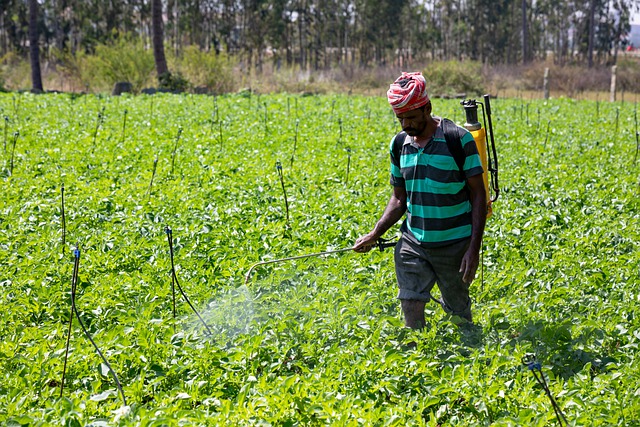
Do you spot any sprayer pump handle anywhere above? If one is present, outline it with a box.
[483,94,491,115]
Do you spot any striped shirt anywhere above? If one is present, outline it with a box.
[390,118,483,247]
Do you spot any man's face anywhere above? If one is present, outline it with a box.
[396,107,427,136]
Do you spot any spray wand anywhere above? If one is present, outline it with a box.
[244,238,396,286]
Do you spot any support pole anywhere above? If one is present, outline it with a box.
[543,68,550,100]
[610,65,617,103]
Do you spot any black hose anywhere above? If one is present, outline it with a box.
[165,226,214,337]
[61,247,127,406]
[522,354,568,426]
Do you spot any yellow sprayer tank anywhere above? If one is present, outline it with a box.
[466,123,492,218]
[461,96,499,219]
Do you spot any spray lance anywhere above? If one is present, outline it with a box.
[244,238,396,286]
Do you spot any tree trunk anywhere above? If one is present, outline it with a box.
[174,2,180,57]
[522,0,529,63]
[587,0,596,67]
[613,12,621,64]
[152,0,169,78]
[298,1,305,69]
[29,0,43,92]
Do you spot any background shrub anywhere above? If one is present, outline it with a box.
[158,71,190,92]
[172,46,237,94]
[617,57,640,94]
[422,60,485,96]
[0,52,30,90]
[87,38,155,92]
[50,48,92,92]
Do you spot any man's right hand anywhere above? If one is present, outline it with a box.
[353,187,406,253]
[353,233,379,253]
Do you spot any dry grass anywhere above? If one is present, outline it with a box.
[248,58,640,101]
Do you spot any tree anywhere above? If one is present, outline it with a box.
[2,0,639,76]
[29,0,43,92]
[611,0,631,63]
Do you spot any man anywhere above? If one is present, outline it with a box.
[353,72,486,329]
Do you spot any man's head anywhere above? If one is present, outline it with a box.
[387,72,430,115]
[388,72,432,136]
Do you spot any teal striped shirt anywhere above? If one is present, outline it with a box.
[390,118,483,247]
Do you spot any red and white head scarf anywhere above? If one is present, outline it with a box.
[387,72,430,115]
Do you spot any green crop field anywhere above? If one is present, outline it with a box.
[1,92,639,426]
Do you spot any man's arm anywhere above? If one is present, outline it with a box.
[459,174,487,283]
[353,186,407,252]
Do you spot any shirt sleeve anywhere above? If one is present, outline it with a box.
[461,132,484,178]
[389,135,405,187]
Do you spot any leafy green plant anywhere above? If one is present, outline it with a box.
[0,92,638,426]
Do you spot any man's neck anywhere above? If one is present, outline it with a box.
[413,117,438,147]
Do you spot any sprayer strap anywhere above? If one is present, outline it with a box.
[441,119,466,175]
[392,119,466,176]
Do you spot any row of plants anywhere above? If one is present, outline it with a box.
[0,92,639,425]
